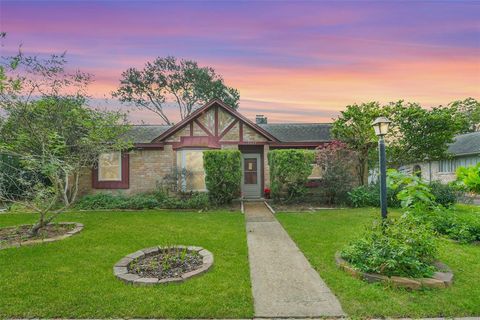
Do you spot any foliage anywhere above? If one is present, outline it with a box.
[347,183,401,208]
[331,102,383,185]
[385,101,466,166]
[341,215,438,278]
[427,208,480,243]
[203,150,241,205]
[387,169,436,211]
[268,149,315,202]
[75,191,210,210]
[314,141,358,204]
[456,163,480,194]
[157,167,192,195]
[0,47,131,235]
[113,56,240,124]
[429,181,458,208]
[449,97,480,133]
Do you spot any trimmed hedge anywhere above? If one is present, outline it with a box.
[203,150,241,204]
[268,149,315,201]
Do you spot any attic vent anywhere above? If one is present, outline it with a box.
[256,115,267,124]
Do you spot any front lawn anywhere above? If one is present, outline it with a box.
[0,210,253,318]
[277,206,480,318]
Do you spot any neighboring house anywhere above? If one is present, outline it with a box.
[400,131,480,183]
[78,99,332,199]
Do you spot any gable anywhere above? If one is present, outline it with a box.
[153,99,278,143]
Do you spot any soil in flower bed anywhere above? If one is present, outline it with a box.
[128,248,203,279]
[0,223,75,247]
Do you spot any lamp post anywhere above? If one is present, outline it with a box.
[372,117,391,220]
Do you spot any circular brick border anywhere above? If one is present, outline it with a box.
[113,245,214,286]
[335,252,453,290]
[0,222,84,250]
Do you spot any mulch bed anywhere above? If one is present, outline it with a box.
[128,248,203,280]
[0,223,76,248]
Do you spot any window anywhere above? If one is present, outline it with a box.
[177,149,206,191]
[244,158,258,184]
[98,152,122,181]
[93,152,129,189]
[413,165,422,178]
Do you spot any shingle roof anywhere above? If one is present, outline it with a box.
[259,123,332,142]
[448,131,480,156]
[127,125,171,143]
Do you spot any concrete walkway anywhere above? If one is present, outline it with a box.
[244,202,345,318]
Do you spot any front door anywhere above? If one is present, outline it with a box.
[242,154,261,198]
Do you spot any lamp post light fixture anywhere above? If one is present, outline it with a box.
[372,117,391,220]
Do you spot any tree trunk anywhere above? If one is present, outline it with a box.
[28,212,46,236]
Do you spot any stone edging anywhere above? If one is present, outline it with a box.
[264,201,276,214]
[113,245,214,286]
[0,222,84,250]
[335,252,453,290]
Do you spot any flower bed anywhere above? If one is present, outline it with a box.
[0,222,83,250]
[335,252,453,289]
[114,245,214,285]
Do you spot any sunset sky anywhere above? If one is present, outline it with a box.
[1,0,479,124]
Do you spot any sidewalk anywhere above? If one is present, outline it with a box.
[244,201,345,318]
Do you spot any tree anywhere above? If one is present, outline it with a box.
[449,98,480,133]
[0,48,131,235]
[331,102,383,185]
[113,56,240,125]
[385,101,465,165]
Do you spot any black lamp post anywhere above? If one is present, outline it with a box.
[372,117,391,220]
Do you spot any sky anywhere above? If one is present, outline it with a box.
[1,0,479,124]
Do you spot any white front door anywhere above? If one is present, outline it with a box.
[242,154,261,199]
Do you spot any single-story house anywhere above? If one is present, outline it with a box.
[78,99,332,199]
[400,131,480,183]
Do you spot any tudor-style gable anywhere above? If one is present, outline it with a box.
[153,99,277,148]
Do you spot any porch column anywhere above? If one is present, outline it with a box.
[263,144,270,188]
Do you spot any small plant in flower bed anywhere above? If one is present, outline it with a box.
[341,215,438,278]
[128,247,203,279]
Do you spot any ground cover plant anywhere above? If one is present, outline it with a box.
[74,191,210,210]
[277,207,480,318]
[0,210,253,318]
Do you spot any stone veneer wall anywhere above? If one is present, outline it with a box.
[402,161,456,184]
[78,145,175,196]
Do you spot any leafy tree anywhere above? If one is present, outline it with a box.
[449,97,480,133]
[113,56,240,125]
[385,101,465,166]
[0,48,131,235]
[331,102,383,185]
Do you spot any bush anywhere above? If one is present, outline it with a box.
[203,150,241,205]
[314,141,358,205]
[424,207,480,243]
[268,149,315,202]
[456,163,480,194]
[75,191,210,210]
[429,181,458,207]
[341,215,438,278]
[347,183,401,208]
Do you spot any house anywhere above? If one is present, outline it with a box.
[400,131,480,183]
[78,99,332,199]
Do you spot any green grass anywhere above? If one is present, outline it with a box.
[0,210,253,318]
[277,206,480,318]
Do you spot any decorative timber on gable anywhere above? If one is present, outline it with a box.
[152,99,278,148]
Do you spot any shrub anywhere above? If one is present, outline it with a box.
[341,215,438,278]
[429,181,458,207]
[314,141,358,205]
[75,191,210,210]
[203,150,241,205]
[347,183,401,208]
[268,149,315,202]
[425,207,480,243]
[456,163,480,194]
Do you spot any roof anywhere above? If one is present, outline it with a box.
[259,123,332,142]
[448,131,480,156]
[127,125,171,143]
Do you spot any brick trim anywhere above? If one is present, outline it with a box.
[92,152,129,189]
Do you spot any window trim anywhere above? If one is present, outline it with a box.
[92,152,129,189]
